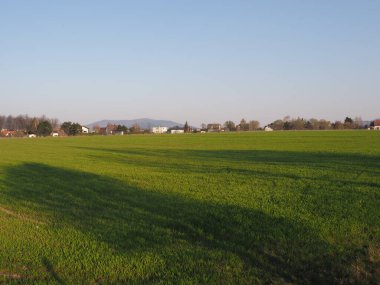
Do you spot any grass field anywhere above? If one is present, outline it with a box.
[0,131,379,284]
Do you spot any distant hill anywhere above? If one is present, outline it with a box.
[86,118,184,130]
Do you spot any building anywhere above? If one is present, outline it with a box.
[207,123,222,132]
[373,120,380,130]
[106,124,117,135]
[171,129,184,134]
[28,134,36,138]
[152,126,168,134]
[82,126,90,134]
[52,132,59,137]
[0,129,18,137]
[264,126,273,131]
[98,128,106,135]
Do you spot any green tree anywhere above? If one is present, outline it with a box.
[344,117,354,129]
[224,121,236,131]
[37,120,53,137]
[184,121,190,133]
[116,125,128,132]
[344,117,353,124]
[61,122,72,135]
[69,123,82,135]
[283,121,291,130]
[61,122,82,136]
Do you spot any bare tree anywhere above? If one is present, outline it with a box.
[130,123,141,133]
[239,118,249,131]
[0,115,5,129]
[50,118,60,130]
[309,118,319,130]
[248,120,260,131]
[93,124,100,134]
[4,115,15,129]
[319,119,330,130]
[354,117,363,129]
[270,120,284,130]
[332,121,344,129]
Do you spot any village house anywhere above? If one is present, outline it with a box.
[0,129,18,137]
[168,125,184,134]
[373,120,380,130]
[171,129,184,134]
[82,126,90,134]
[98,127,107,135]
[264,126,273,131]
[207,123,222,132]
[112,130,124,135]
[151,126,168,134]
[106,124,117,135]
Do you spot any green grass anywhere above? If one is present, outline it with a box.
[0,131,379,284]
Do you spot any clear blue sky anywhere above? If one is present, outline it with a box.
[1,0,379,126]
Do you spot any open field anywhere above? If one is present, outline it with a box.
[0,131,379,284]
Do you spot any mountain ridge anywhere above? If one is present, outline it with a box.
[86,118,185,129]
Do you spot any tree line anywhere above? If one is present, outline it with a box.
[208,116,369,132]
[0,114,374,138]
[268,116,365,130]
[0,115,59,137]
[222,119,260,131]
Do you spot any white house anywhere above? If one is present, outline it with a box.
[28,134,36,138]
[82,126,89,134]
[152,126,168,134]
[264,126,273,132]
[373,120,380,130]
[170,129,184,134]
[207,123,222,132]
[52,132,59,137]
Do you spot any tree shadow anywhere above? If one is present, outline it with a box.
[76,147,380,227]
[75,147,380,176]
[41,257,66,285]
[1,163,374,283]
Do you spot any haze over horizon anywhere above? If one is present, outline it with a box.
[1,1,379,126]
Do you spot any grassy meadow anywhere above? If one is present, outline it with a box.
[0,131,379,284]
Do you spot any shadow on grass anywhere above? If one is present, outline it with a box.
[1,163,376,283]
[41,257,65,285]
[84,148,380,227]
[75,147,380,170]
[76,147,380,181]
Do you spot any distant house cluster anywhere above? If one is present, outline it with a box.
[1,115,380,139]
[369,120,380,130]
[0,129,18,137]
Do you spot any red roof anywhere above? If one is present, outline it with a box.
[374,120,380,126]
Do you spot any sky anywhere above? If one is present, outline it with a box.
[1,0,379,126]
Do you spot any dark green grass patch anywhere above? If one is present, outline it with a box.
[0,131,379,284]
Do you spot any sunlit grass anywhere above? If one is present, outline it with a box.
[0,131,379,283]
